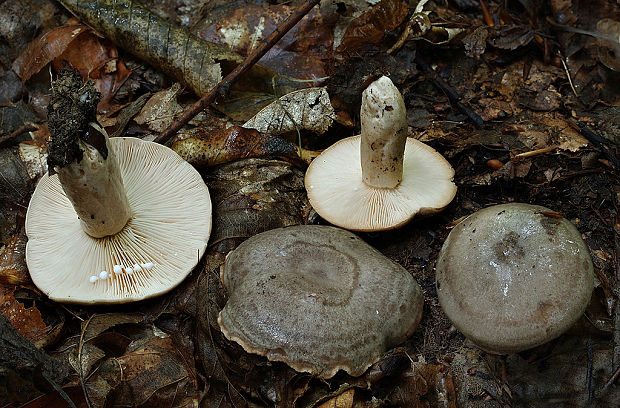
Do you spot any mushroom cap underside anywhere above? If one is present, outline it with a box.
[436,203,594,354]
[304,136,456,231]
[217,225,424,378]
[25,137,212,304]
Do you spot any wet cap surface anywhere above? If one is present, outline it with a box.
[436,203,594,354]
[218,225,424,378]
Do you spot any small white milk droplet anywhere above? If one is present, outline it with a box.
[133,264,142,272]
[125,267,133,275]
[99,271,108,280]
[141,262,154,270]
[89,276,98,283]
[113,265,123,274]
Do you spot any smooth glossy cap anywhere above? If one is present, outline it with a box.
[218,225,424,378]
[436,203,594,354]
[26,137,212,304]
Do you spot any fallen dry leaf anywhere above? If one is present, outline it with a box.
[11,25,91,82]
[133,83,184,132]
[0,230,29,285]
[18,140,48,180]
[12,24,131,114]
[198,3,334,80]
[173,126,318,168]
[243,87,334,135]
[0,287,50,347]
[336,0,409,55]
[317,388,355,408]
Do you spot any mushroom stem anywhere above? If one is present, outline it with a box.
[360,76,408,189]
[56,124,131,238]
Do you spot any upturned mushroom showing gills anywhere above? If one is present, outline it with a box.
[436,203,594,354]
[217,225,424,378]
[25,71,212,304]
[305,76,456,231]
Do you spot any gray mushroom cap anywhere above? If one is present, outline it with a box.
[217,225,424,378]
[436,203,594,354]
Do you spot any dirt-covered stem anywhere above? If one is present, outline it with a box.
[47,70,130,238]
[360,76,408,189]
[56,124,131,238]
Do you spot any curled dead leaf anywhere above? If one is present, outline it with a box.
[243,87,334,135]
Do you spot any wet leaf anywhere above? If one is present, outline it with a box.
[596,18,620,71]
[92,335,197,407]
[198,4,334,80]
[0,70,25,105]
[336,0,409,54]
[243,87,334,135]
[12,24,132,113]
[387,360,457,408]
[12,25,91,81]
[0,315,72,405]
[451,338,620,407]
[0,146,34,221]
[205,158,309,246]
[0,287,50,347]
[487,25,535,50]
[0,230,29,285]
[173,126,316,169]
[317,389,355,408]
[57,0,287,101]
[79,313,143,344]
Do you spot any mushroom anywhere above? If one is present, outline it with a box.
[217,225,424,378]
[435,203,594,354]
[25,73,211,304]
[305,76,456,231]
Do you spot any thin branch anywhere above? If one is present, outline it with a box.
[155,0,321,145]
[0,123,37,147]
[414,56,485,129]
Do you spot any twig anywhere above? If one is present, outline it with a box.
[572,121,620,169]
[558,51,578,98]
[479,0,494,27]
[155,0,321,145]
[414,56,485,129]
[511,145,558,161]
[0,123,37,147]
[77,314,96,408]
[603,364,620,391]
